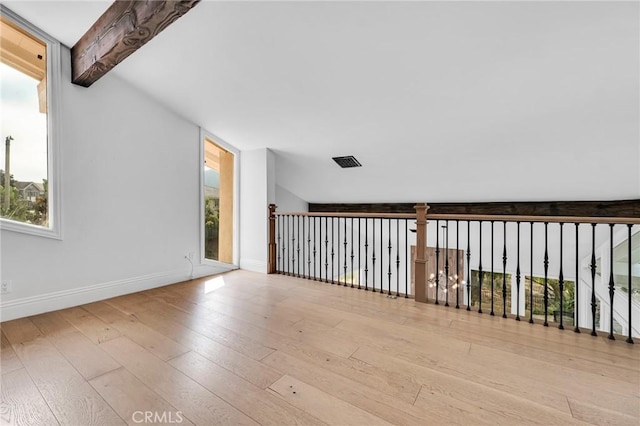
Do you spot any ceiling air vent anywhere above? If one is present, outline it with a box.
[332,155,362,168]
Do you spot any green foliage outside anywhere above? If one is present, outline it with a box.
[204,197,219,260]
[0,171,48,226]
[468,270,575,323]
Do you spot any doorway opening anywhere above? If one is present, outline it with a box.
[204,137,234,263]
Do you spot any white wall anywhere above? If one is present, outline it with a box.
[239,148,275,273]
[0,47,229,321]
[276,184,308,213]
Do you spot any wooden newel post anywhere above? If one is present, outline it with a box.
[414,203,429,303]
[268,204,277,274]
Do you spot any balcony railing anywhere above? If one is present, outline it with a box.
[268,203,640,343]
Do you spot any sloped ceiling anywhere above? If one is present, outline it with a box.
[4,1,639,203]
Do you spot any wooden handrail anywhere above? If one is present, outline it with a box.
[427,213,640,225]
[274,211,639,224]
[274,212,415,219]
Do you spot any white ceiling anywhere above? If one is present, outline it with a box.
[3,0,639,204]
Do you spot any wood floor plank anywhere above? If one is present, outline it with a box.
[57,307,121,344]
[352,345,582,425]
[285,319,360,358]
[99,337,259,425]
[144,287,219,320]
[5,336,124,425]
[0,367,60,426]
[336,318,572,414]
[133,301,276,361]
[130,308,282,389]
[402,303,640,363]
[262,349,453,425]
[29,312,76,338]
[444,321,638,384]
[567,397,640,426]
[282,290,409,325]
[82,302,189,361]
[268,374,394,426]
[467,343,639,418]
[48,331,121,380]
[89,367,195,426]
[170,351,326,426]
[201,297,304,329]
[1,319,42,345]
[30,312,121,380]
[207,310,423,404]
[1,331,23,375]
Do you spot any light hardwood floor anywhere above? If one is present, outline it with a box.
[1,270,638,425]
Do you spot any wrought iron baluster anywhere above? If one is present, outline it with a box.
[292,216,297,276]
[343,217,348,287]
[307,217,311,278]
[313,217,317,281]
[286,215,290,276]
[396,219,400,297]
[558,223,565,330]
[516,221,521,321]
[627,224,634,344]
[331,217,335,284]
[608,224,615,340]
[358,218,361,290]
[405,219,409,298]
[435,219,440,305]
[574,223,580,333]
[388,219,392,295]
[337,217,341,284]
[365,218,369,291]
[324,217,329,283]
[444,221,450,307]
[380,218,383,293]
[277,215,281,273]
[456,220,460,309]
[502,221,507,319]
[351,217,355,288]
[529,222,534,324]
[543,222,549,327]
[478,221,483,314]
[490,220,495,316]
[298,216,302,277]
[466,221,471,311]
[590,223,597,336]
[372,219,376,292]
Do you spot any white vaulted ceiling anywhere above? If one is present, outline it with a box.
[3,0,639,203]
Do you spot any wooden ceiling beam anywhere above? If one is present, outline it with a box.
[71,0,199,87]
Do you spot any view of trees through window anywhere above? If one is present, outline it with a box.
[0,16,49,227]
[468,270,575,325]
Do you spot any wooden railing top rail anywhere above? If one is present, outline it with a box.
[274,211,640,224]
[427,213,640,225]
[274,212,415,219]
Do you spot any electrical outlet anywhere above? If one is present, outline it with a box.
[1,280,12,294]
[188,252,194,260]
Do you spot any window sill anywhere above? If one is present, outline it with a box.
[0,219,62,240]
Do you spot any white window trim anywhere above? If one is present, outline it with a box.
[199,128,240,267]
[0,6,62,240]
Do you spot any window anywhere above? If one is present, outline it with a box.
[0,7,61,238]
[203,136,235,263]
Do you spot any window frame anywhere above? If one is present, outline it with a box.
[199,128,240,266]
[0,6,62,240]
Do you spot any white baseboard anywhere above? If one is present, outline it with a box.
[239,258,267,273]
[0,264,232,322]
